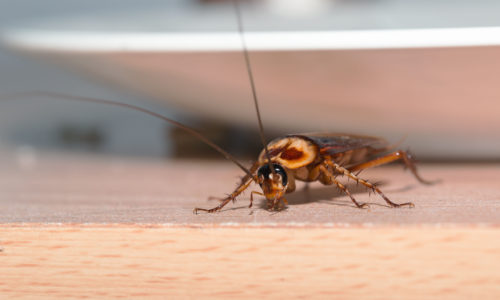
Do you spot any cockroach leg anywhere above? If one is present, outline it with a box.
[318,165,369,209]
[193,174,255,214]
[193,197,233,214]
[326,160,414,208]
[348,150,435,185]
[269,197,287,211]
[209,195,239,204]
[249,191,264,208]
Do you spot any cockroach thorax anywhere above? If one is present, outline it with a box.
[258,136,318,169]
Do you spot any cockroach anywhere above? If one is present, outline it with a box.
[195,133,434,213]
[6,0,434,213]
[193,1,434,213]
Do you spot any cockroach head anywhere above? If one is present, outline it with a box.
[257,163,288,202]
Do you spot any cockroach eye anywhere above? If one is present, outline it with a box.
[257,164,288,187]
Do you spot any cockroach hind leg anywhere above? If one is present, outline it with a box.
[347,150,438,185]
[401,150,439,185]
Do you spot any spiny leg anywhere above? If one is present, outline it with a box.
[249,191,264,208]
[318,165,369,209]
[194,162,261,214]
[193,175,254,214]
[348,150,435,185]
[326,160,414,208]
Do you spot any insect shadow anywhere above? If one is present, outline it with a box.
[254,180,414,210]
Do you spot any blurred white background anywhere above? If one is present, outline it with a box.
[1,0,500,160]
[0,1,185,157]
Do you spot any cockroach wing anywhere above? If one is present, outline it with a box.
[289,133,389,156]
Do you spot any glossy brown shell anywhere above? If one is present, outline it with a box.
[258,136,319,169]
[258,133,389,170]
[290,133,388,155]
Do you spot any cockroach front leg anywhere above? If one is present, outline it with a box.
[269,197,288,211]
[193,176,254,214]
[318,165,369,208]
[249,191,264,208]
[194,162,261,214]
[326,160,414,208]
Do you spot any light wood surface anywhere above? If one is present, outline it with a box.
[1,152,499,224]
[1,225,499,299]
[0,151,499,299]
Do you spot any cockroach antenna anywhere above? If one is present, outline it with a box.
[3,91,256,179]
[233,0,276,178]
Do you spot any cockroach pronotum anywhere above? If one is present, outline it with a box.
[5,0,434,213]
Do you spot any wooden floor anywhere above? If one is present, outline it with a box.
[0,151,499,299]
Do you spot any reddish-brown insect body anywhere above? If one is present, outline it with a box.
[193,133,433,213]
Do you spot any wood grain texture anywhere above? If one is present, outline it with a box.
[1,225,499,299]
